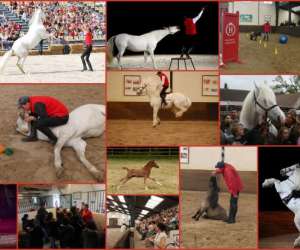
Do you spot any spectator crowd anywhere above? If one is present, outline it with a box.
[19,202,105,248]
[0,1,105,50]
[135,206,179,248]
[221,109,300,145]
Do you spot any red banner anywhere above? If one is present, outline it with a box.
[222,11,239,63]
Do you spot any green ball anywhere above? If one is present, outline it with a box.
[4,147,14,156]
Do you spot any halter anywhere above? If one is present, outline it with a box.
[253,92,278,124]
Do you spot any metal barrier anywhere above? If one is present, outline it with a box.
[108,147,178,158]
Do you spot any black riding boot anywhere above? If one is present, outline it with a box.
[22,122,38,142]
[186,46,193,59]
[38,127,58,145]
[81,56,87,71]
[86,59,93,72]
[225,195,238,224]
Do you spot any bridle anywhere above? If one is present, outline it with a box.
[253,92,278,125]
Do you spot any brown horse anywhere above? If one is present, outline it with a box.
[192,176,227,221]
[117,160,162,190]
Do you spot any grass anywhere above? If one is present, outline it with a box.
[107,157,179,195]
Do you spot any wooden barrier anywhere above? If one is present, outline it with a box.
[181,169,257,193]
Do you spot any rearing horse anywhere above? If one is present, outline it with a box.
[107,26,180,69]
[137,75,192,127]
[0,8,50,74]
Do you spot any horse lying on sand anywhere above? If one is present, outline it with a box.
[192,176,227,221]
[117,160,162,190]
[16,104,105,181]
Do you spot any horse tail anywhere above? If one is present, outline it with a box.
[107,36,118,64]
[0,49,13,74]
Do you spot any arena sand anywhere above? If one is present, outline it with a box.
[0,53,105,83]
[0,84,105,182]
[108,120,218,146]
[221,33,300,74]
[181,191,257,248]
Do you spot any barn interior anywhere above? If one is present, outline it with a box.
[106,195,179,249]
[18,184,105,249]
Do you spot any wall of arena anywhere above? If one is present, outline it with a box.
[228,2,300,26]
[181,147,257,193]
[108,71,219,120]
[0,44,105,56]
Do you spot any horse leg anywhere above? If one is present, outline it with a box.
[149,177,162,186]
[152,106,160,127]
[16,57,25,74]
[144,51,148,64]
[71,139,103,181]
[20,56,27,74]
[149,49,157,69]
[117,48,125,70]
[294,212,300,247]
[144,177,149,191]
[262,178,279,188]
[54,136,69,178]
[117,177,132,190]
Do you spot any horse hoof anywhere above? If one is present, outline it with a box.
[56,168,64,178]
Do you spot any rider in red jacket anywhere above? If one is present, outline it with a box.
[213,161,243,223]
[18,96,69,144]
[157,71,169,106]
[181,7,205,58]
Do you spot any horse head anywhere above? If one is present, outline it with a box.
[29,8,46,26]
[149,160,159,168]
[16,110,30,136]
[253,82,286,127]
[209,176,220,191]
[166,26,180,34]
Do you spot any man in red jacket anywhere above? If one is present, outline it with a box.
[213,161,243,223]
[81,26,93,71]
[263,21,271,41]
[181,7,205,58]
[18,96,69,144]
[157,71,169,106]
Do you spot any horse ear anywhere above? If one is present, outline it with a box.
[254,81,260,95]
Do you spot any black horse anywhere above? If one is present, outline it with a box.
[192,176,227,221]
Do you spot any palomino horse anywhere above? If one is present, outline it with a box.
[107,26,180,69]
[239,82,286,137]
[0,8,50,74]
[262,163,300,247]
[117,160,162,190]
[137,75,192,127]
[192,176,227,221]
[16,104,105,181]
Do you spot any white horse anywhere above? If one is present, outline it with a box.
[262,163,300,247]
[0,8,50,74]
[107,26,180,69]
[239,82,285,136]
[137,75,191,127]
[16,104,105,181]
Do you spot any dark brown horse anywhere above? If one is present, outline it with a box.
[117,160,162,190]
[192,176,227,221]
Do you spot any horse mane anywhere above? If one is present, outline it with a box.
[29,9,43,26]
[239,89,257,129]
[143,160,155,171]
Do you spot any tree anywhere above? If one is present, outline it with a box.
[272,75,300,94]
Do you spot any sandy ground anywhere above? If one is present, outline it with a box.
[221,33,300,74]
[181,191,257,248]
[107,157,178,195]
[0,85,105,183]
[0,53,105,83]
[107,120,218,146]
[108,54,218,70]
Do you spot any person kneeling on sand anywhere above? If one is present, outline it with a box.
[18,96,69,145]
[213,161,243,224]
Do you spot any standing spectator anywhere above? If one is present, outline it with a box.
[263,21,271,41]
[153,223,168,248]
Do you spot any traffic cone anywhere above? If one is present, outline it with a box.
[264,42,267,48]
[275,47,278,55]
